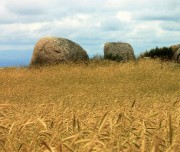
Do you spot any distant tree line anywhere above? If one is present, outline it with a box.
[139,47,174,60]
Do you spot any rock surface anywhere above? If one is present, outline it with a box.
[174,48,180,63]
[170,44,180,63]
[30,37,89,66]
[170,44,180,53]
[104,42,135,61]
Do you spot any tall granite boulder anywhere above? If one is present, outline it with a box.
[104,42,135,61]
[30,37,89,66]
[170,44,180,63]
[173,48,180,63]
[170,44,180,53]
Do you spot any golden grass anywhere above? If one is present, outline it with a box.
[0,59,180,152]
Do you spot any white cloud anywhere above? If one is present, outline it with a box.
[116,11,132,23]
[0,0,179,59]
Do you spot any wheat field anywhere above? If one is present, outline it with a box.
[0,59,180,152]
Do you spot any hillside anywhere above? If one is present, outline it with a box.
[0,59,180,151]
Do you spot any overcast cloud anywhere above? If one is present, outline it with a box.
[0,0,180,59]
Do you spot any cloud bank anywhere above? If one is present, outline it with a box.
[0,0,180,57]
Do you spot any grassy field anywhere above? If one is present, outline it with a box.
[0,59,180,152]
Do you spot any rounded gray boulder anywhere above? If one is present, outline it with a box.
[104,42,135,61]
[30,37,89,66]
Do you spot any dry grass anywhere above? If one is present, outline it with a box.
[0,59,180,152]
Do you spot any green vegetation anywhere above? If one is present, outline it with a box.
[104,53,124,62]
[139,47,174,60]
[0,60,180,151]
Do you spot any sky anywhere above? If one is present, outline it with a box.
[0,0,180,66]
